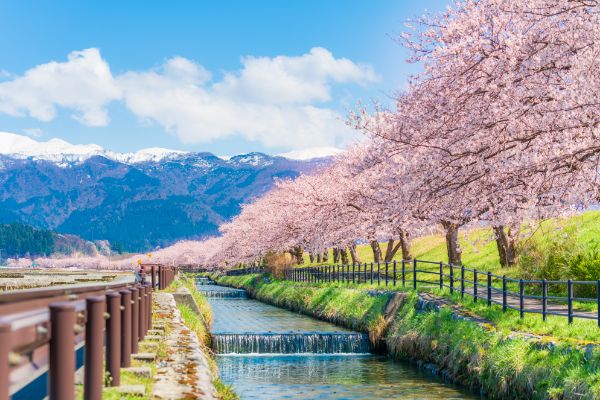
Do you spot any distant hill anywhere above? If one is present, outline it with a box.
[0,222,113,260]
[0,132,330,251]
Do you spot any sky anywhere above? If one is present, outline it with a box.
[0,0,448,156]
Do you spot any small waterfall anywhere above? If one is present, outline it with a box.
[198,287,248,298]
[211,332,370,354]
[195,276,216,285]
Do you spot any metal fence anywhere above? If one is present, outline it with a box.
[225,265,266,276]
[280,259,600,326]
[0,264,176,400]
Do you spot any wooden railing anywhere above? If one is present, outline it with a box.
[0,264,176,400]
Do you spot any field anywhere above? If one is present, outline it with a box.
[0,269,123,290]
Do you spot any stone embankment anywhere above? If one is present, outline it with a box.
[152,292,218,400]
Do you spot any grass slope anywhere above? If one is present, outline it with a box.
[302,210,600,277]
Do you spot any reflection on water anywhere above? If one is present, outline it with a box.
[208,298,351,333]
[217,354,479,400]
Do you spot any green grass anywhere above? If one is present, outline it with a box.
[300,210,600,278]
[215,274,600,400]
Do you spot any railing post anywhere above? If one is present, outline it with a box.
[401,260,405,287]
[393,260,397,287]
[49,302,76,400]
[131,287,139,354]
[0,320,9,400]
[370,262,374,284]
[84,296,105,400]
[542,279,547,321]
[151,265,157,289]
[487,272,492,306]
[439,262,443,290]
[567,279,573,324]
[461,265,465,298]
[377,262,381,286]
[120,290,132,368]
[106,292,121,387]
[413,259,417,289]
[352,263,355,284]
[502,275,507,312]
[473,269,478,302]
[147,286,153,335]
[519,279,525,319]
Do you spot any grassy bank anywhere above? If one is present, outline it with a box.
[166,277,238,400]
[215,274,600,400]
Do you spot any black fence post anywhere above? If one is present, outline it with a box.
[502,275,507,312]
[449,264,454,294]
[377,262,381,286]
[352,263,356,284]
[473,269,478,303]
[393,260,397,287]
[401,260,406,287]
[413,259,417,289]
[439,262,443,290]
[487,272,492,306]
[567,279,573,324]
[385,262,389,286]
[597,280,600,327]
[542,279,547,321]
[370,263,374,284]
[460,265,465,298]
[519,279,524,319]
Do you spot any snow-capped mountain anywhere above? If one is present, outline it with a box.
[0,131,187,165]
[0,132,333,251]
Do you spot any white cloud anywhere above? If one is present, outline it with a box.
[0,47,378,150]
[119,47,377,149]
[22,127,43,138]
[0,48,121,126]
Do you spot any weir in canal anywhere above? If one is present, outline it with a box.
[196,276,480,400]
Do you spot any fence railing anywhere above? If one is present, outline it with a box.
[0,264,177,400]
[278,259,600,326]
[225,265,265,276]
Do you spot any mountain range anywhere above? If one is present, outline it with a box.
[0,132,332,251]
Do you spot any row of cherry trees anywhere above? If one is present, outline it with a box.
[20,0,600,271]
[206,0,600,269]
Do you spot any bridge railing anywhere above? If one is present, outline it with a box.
[282,259,600,327]
[0,264,177,400]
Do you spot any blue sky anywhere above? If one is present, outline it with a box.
[0,1,448,156]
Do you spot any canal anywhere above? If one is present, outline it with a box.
[197,277,479,400]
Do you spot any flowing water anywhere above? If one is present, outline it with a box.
[197,278,480,400]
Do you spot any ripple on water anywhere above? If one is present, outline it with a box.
[217,354,480,400]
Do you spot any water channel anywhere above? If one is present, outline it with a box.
[196,277,480,400]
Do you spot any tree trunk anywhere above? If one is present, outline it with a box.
[398,229,412,260]
[292,246,304,265]
[333,248,340,263]
[441,221,462,265]
[494,225,520,268]
[349,242,360,264]
[322,250,329,262]
[309,253,314,263]
[370,240,382,263]
[340,247,349,265]
[316,253,322,263]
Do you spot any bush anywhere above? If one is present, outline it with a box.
[264,252,294,278]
